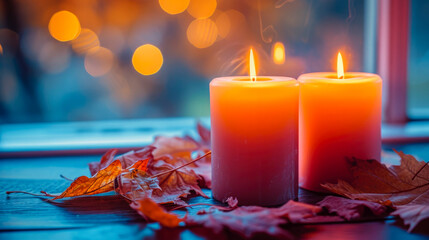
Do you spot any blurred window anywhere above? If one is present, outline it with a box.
[5,1,427,124]
[408,0,429,120]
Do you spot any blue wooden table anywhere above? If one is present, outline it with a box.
[1,118,429,239]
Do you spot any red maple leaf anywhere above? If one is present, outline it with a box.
[89,146,154,175]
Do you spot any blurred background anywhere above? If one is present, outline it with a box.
[0,0,428,123]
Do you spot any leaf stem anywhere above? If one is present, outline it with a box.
[152,151,211,178]
[390,182,429,194]
[6,191,56,197]
[60,174,74,181]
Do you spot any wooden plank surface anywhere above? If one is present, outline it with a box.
[1,146,429,239]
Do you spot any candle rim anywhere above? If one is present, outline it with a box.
[298,72,381,84]
[210,76,298,87]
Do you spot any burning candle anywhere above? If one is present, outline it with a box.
[299,53,382,192]
[210,49,299,206]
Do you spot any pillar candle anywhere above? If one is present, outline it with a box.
[299,72,382,192]
[210,76,299,206]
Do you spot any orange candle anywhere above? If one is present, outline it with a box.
[299,53,382,192]
[210,49,299,206]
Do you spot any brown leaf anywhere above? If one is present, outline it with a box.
[185,200,321,238]
[317,196,390,221]
[130,198,182,227]
[52,160,122,200]
[225,196,238,208]
[89,147,154,176]
[185,206,291,238]
[117,153,210,205]
[191,157,211,189]
[150,129,212,189]
[115,146,154,168]
[149,159,208,205]
[196,121,211,148]
[114,160,160,202]
[321,150,429,206]
[321,150,429,232]
[152,136,198,159]
[89,149,118,176]
[130,158,150,172]
[277,200,323,223]
[392,204,429,232]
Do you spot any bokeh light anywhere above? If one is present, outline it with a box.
[272,42,285,64]
[187,0,217,19]
[71,28,100,54]
[0,28,20,52]
[0,72,18,104]
[48,11,81,42]
[159,0,190,15]
[98,27,125,54]
[187,18,218,48]
[84,47,114,77]
[38,41,71,73]
[132,44,163,76]
[0,43,3,55]
[104,1,141,28]
[213,9,245,40]
[215,11,230,39]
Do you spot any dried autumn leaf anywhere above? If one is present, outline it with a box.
[149,159,208,205]
[225,196,238,209]
[152,152,212,189]
[117,152,210,205]
[278,200,323,223]
[317,196,390,221]
[116,146,154,168]
[130,158,150,172]
[115,160,160,202]
[152,136,199,159]
[89,146,154,176]
[193,161,212,189]
[322,150,429,206]
[88,149,118,176]
[52,160,122,200]
[196,121,211,149]
[181,122,210,151]
[185,200,321,238]
[130,198,182,227]
[149,125,212,189]
[321,150,429,232]
[392,204,429,232]
[185,206,291,238]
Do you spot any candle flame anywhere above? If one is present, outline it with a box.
[337,52,344,79]
[249,48,257,81]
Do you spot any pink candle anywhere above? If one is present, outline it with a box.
[299,53,382,192]
[210,49,299,206]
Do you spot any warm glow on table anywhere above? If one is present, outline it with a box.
[48,11,81,42]
[299,54,382,192]
[210,50,298,206]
